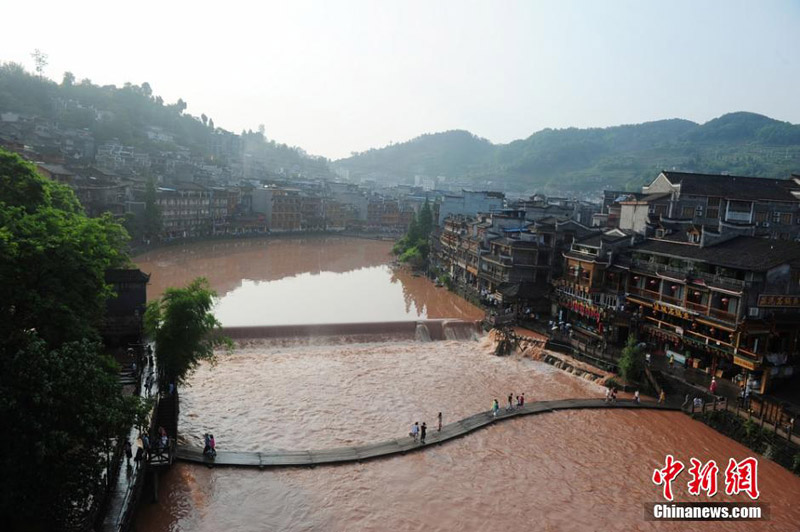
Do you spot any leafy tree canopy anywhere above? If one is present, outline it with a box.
[0,149,129,348]
[393,198,433,270]
[145,277,230,386]
[0,337,145,529]
[618,335,645,383]
[0,148,142,529]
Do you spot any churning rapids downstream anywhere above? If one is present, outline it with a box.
[133,237,800,531]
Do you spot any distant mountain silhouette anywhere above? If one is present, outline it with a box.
[336,112,800,192]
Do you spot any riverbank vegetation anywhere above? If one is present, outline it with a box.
[0,148,146,529]
[618,335,645,383]
[144,278,231,386]
[392,199,433,270]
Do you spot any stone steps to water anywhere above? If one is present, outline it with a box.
[175,398,678,469]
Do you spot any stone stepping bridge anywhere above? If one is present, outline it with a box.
[176,398,679,468]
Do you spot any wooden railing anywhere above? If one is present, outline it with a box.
[708,307,737,322]
[685,300,709,313]
[687,396,799,446]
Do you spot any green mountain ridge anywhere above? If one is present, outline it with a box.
[336,112,800,193]
[2,61,798,192]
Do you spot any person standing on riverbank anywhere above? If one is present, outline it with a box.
[658,389,666,404]
[124,440,133,466]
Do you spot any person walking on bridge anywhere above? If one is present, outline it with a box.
[410,422,419,441]
[492,399,499,417]
[420,422,427,444]
[437,412,443,432]
[507,393,514,410]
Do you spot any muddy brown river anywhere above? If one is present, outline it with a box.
[133,237,800,531]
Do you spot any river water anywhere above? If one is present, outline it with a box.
[134,237,483,325]
[133,237,800,531]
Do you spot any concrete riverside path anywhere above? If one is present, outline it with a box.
[176,398,679,468]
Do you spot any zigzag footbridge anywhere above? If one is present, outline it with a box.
[176,398,679,468]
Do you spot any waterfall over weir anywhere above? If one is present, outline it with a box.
[221,319,482,343]
[415,322,432,342]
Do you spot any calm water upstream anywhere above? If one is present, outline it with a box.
[134,237,483,325]
[133,237,800,531]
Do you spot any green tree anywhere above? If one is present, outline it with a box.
[0,148,143,528]
[618,335,645,383]
[0,149,129,348]
[1,336,146,529]
[418,197,433,239]
[61,71,75,87]
[31,48,48,77]
[144,278,230,386]
[392,200,435,270]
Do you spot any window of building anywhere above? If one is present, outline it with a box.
[681,206,695,219]
[780,213,792,225]
[706,199,719,219]
[754,211,768,222]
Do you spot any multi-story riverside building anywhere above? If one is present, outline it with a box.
[622,233,800,392]
[156,182,213,239]
[551,229,637,345]
[617,171,800,240]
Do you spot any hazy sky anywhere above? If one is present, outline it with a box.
[2,0,799,159]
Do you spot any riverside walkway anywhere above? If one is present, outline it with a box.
[176,398,679,468]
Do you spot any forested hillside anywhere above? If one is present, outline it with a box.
[337,113,800,192]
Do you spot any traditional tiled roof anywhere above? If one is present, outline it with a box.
[661,171,800,202]
[632,236,800,271]
[105,269,151,284]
